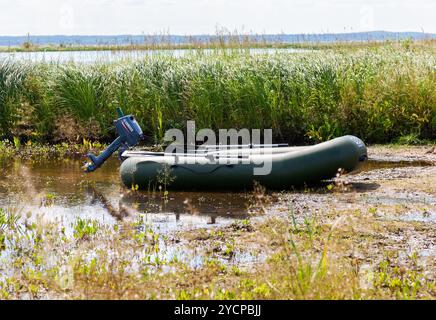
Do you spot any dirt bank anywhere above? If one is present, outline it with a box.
[175,145,436,298]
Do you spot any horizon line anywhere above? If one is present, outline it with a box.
[0,30,435,38]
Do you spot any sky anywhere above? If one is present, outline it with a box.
[0,0,435,36]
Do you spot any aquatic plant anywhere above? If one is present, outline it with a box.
[0,202,435,299]
[0,208,20,232]
[0,44,434,144]
[0,60,29,136]
[372,251,435,299]
[73,218,98,240]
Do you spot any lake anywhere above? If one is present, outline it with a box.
[0,48,307,63]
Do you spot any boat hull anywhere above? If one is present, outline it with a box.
[120,135,367,190]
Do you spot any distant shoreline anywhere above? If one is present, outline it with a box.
[1,38,435,53]
[0,31,434,52]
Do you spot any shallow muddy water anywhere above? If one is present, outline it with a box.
[0,156,433,232]
[0,157,254,232]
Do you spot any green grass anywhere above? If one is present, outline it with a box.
[0,44,435,144]
[73,218,98,240]
[1,206,434,299]
[0,60,29,136]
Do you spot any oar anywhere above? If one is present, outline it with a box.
[199,143,289,149]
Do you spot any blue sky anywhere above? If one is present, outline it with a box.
[0,0,434,35]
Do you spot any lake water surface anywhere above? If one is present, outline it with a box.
[0,48,308,63]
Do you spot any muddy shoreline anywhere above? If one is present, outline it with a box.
[172,145,436,297]
[0,144,435,299]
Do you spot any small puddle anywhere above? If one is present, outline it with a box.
[399,211,436,222]
[380,210,436,223]
[355,159,433,173]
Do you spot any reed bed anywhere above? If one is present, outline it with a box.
[0,46,434,144]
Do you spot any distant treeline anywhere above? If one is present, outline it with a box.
[0,31,435,47]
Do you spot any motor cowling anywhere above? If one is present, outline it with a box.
[85,107,143,172]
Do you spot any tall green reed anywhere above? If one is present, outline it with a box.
[0,60,29,137]
[0,47,434,144]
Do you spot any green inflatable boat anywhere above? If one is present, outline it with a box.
[119,135,367,191]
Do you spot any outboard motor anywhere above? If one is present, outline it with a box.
[85,107,143,172]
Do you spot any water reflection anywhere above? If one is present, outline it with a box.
[0,157,431,231]
[0,157,253,231]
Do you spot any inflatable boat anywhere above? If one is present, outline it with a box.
[119,135,367,190]
[84,108,367,191]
